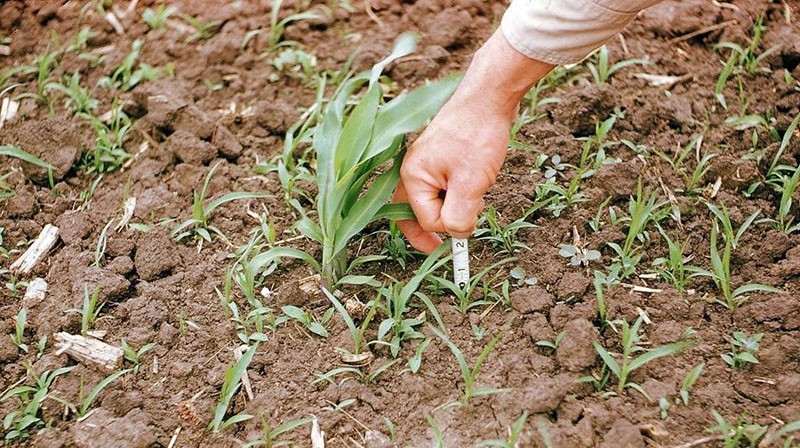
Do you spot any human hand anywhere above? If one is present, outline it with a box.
[393,30,553,253]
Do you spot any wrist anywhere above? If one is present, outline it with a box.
[452,30,554,119]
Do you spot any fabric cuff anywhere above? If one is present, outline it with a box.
[501,0,650,66]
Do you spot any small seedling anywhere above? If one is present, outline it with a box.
[379,221,414,269]
[282,305,333,338]
[559,243,600,267]
[721,331,762,369]
[585,45,648,85]
[97,40,159,91]
[324,289,375,357]
[679,362,704,406]
[120,338,155,373]
[85,102,132,174]
[373,244,450,357]
[313,359,399,386]
[172,162,271,246]
[45,72,97,115]
[509,266,537,287]
[53,368,132,418]
[142,4,178,30]
[590,314,695,399]
[708,410,768,448]
[659,397,670,420]
[761,164,800,234]
[651,227,688,293]
[407,338,430,373]
[476,411,529,448]
[1,366,74,440]
[242,0,323,52]
[426,256,515,314]
[607,180,665,279]
[689,203,778,310]
[67,286,104,336]
[209,344,258,432]
[535,331,566,351]
[430,326,508,407]
[243,415,313,448]
[11,308,28,353]
[475,205,533,254]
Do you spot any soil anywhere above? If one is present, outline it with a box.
[1,0,800,447]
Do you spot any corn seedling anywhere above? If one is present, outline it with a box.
[250,34,459,290]
[324,289,376,357]
[379,221,414,269]
[229,301,285,344]
[585,45,648,85]
[142,4,178,30]
[679,362,704,406]
[242,0,323,52]
[243,415,313,448]
[535,331,566,351]
[608,180,665,279]
[715,17,779,77]
[708,410,768,448]
[97,40,159,91]
[427,414,445,448]
[407,338,431,373]
[282,305,333,338]
[475,205,533,254]
[592,272,609,329]
[766,112,800,179]
[16,48,60,106]
[591,314,695,399]
[651,226,688,293]
[682,153,715,196]
[721,331,762,369]
[68,286,104,336]
[1,366,74,441]
[45,72,97,115]
[430,326,509,407]
[11,308,28,353]
[476,411,529,448]
[120,338,155,374]
[689,203,778,310]
[172,162,271,245]
[209,344,258,432]
[313,358,399,386]
[85,102,132,174]
[52,368,132,418]
[178,14,222,42]
[762,164,800,234]
[426,256,515,314]
[373,244,450,357]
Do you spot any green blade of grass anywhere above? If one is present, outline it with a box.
[210,343,258,432]
[628,340,696,372]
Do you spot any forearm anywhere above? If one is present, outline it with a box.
[447,30,554,122]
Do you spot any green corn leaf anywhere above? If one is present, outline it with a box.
[373,203,416,221]
[79,369,132,415]
[471,334,502,380]
[205,192,271,215]
[251,247,320,273]
[732,283,780,297]
[337,275,378,286]
[281,305,307,322]
[334,84,381,177]
[210,344,258,432]
[593,342,621,377]
[370,32,418,85]
[367,75,461,161]
[295,216,323,243]
[628,340,696,372]
[430,326,470,384]
[333,162,400,256]
[736,352,759,364]
[0,145,55,171]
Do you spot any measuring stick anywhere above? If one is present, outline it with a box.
[452,238,470,290]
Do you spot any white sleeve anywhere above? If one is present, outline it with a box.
[501,0,664,65]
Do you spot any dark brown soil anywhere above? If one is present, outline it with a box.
[1,0,800,447]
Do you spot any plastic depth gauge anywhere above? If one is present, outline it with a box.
[452,238,470,290]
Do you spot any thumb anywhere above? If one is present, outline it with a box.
[440,178,486,239]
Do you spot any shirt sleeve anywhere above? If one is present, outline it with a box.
[501,0,664,65]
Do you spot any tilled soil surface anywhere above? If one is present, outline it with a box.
[1,0,800,447]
